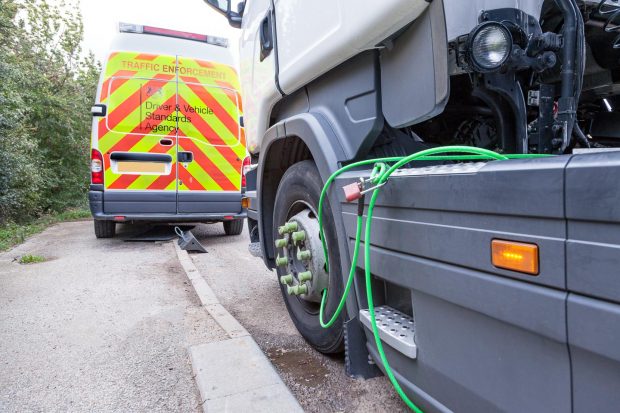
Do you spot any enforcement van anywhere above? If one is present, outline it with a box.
[88,23,248,238]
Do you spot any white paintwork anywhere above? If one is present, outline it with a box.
[274,0,429,95]
[238,0,281,154]
[443,0,545,40]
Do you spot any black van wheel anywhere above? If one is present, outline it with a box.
[223,219,244,235]
[272,160,344,354]
[94,220,115,238]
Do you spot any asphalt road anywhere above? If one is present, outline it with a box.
[0,220,406,413]
[191,223,407,413]
[0,221,228,412]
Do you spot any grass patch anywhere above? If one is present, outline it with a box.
[0,208,91,252]
[18,254,47,264]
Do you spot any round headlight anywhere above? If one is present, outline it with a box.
[469,23,512,71]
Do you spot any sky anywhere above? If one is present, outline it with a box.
[79,0,241,65]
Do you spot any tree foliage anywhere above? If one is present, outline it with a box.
[0,0,99,223]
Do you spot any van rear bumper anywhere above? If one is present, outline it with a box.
[89,189,246,222]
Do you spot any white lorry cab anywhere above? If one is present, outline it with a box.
[89,23,248,238]
[207,0,620,411]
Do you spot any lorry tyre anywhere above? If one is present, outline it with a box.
[94,220,115,238]
[223,219,244,235]
[273,160,344,354]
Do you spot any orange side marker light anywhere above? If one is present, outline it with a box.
[491,239,539,275]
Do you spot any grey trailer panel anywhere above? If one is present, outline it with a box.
[568,295,620,413]
[334,155,579,411]
[355,156,568,217]
[342,209,565,288]
[566,153,620,303]
[356,242,567,341]
[338,156,569,289]
[564,153,620,412]
[358,241,568,410]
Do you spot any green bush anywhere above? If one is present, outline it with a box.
[0,0,99,224]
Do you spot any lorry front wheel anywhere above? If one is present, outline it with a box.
[273,160,344,354]
[94,220,115,239]
[223,219,244,235]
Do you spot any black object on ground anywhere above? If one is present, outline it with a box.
[122,225,191,242]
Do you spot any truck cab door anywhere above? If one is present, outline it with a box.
[205,0,280,154]
[238,0,279,153]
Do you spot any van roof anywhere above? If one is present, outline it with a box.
[107,24,235,67]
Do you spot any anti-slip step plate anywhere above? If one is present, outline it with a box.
[390,162,487,177]
[359,306,417,359]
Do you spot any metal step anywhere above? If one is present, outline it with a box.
[359,306,417,359]
[248,242,263,258]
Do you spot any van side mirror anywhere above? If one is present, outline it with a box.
[204,0,244,29]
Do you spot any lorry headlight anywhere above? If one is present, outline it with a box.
[469,22,512,72]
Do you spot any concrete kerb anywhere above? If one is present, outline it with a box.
[173,242,303,412]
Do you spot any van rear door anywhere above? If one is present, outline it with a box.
[176,57,245,214]
[98,52,179,214]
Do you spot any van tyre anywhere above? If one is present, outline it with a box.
[94,220,115,238]
[273,160,344,354]
[223,219,244,235]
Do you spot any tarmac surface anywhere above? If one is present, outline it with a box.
[191,223,407,413]
[0,220,406,412]
[0,221,226,412]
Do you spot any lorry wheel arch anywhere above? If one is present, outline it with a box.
[257,113,347,269]
[257,112,380,372]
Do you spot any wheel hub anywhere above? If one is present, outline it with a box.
[275,209,328,303]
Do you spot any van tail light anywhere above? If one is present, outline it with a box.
[91,149,104,185]
[241,156,251,188]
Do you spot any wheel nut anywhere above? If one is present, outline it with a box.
[297,284,308,295]
[278,222,298,235]
[292,231,306,244]
[287,222,299,232]
[280,274,293,285]
[287,285,299,295]
[275,238,287,248]
[298,271,312,282]
[275,255,288,267]
[296,249,312,261]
